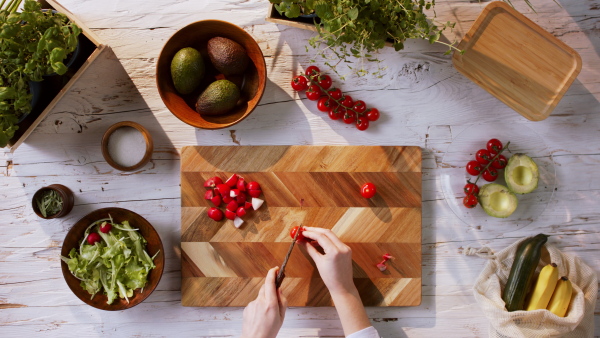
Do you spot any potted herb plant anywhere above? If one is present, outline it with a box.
[0,0,81,147]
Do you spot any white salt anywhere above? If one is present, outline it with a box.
[107,126,147,168]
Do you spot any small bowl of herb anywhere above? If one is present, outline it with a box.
[32,184,74,219]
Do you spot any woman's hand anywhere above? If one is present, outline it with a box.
[299,227,356,296]
[241,266,288,338]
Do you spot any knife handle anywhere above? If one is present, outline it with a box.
[275,271,285,289]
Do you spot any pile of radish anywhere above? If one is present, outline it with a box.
[203,174,264,228]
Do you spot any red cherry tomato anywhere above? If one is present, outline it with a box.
[491,154,508,169]
[87,232,101,245]
[475,149,492,165]
[317,75,332,90]
[291,75,308,91]
[306,85,322,101]
[356,116,369,131]
[361,182,376,198]
[340,95,353,108]
[487,139,503,155]
[482,167,498,182]
[463,183,479,196]
[466,160,483,176]
[352,100,366,113]
[342,111,356,124]
[305,66,320,78]
[463,194,478,208]
[329,106,344,120]
[290,226,306,241]
[366,108,380,121]
[317,97,337,112]
[328,88,343,100]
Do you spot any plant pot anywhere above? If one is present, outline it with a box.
[32,184,75,219]
[16,80,43,124]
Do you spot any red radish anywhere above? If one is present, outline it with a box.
[216,184,230,197]
[382,253,394,261]
[99,222,112,233]
[226,200,239,211]
[244,201,253,210]
[204,189,215,200]
[230,189,240,198]
[210,194,222,207]
[236,206,247,217]
[251,197,264,210]
[87,232,101,245]
[225,209,236,220]
[376,263,387,272]
[225,174,239,188]
[237,177,246,191]
[248,189,262,198]
[236,192,247,204]
[222,195,233,204]
[204,177,223,189]
[207,207,224,221]
[247,181,261,190]
[233,217,244,228]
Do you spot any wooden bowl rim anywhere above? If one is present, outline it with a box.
[60,207,165,311]
[156,19,267,129]
[101,121,154,171]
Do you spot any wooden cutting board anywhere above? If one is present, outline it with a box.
[180,146,422,307]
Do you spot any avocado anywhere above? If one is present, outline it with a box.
[195,79,240,115]
[479,183,518,218]
[207,37,250,75]
[505,154,539,194]
[171,47,205,95]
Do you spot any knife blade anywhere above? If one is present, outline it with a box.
[275,225,301,288]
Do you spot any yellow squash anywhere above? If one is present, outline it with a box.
[526,263,558,311]
[547,276,573,317]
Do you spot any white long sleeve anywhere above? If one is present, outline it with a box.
[346,326,380,338]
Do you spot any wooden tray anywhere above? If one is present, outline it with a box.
[452,1,581,121]
[180,146,422,307]
[6,0,108,152]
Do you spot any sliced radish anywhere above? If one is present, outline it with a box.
[382,253,394,261]
[376,263,387,272]
[207,207,224,221]
[216,184,230,197]
[252,197,264,210]
[236,206,247,217]
[230,189,240,198]
[233,216,244,228]
[236,192,247,204]
[210,194,222,207]
[99,222,112,233]
[204,176,223,189]
[204,189,214,200]
[222,195,233,204]
[248,189,262,198]
[225,209,236,220]
[225,174,239,188]
[244,201,253,210]
[247,181,261,191]
[87,232,101,245]
[226,200,239,212]
[237,177,246,191]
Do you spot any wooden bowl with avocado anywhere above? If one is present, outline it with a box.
[156,20,266,129]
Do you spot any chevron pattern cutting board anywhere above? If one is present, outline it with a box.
[180,146,422,307]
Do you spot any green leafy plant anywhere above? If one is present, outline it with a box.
[36,189,63,217]
[0,0,81,147]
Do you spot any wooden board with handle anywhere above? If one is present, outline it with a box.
[180,146,422,307]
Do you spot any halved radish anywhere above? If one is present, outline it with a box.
[225,174,239,188]
[233,217,244,228]
[236,207,247,217]
[230,189,240,198]
[216,184,230,197]
[208,207,224,221]
[204,189,214,200]
[222,195,233,204]
[237,177,246,191]
[204,177,223,189]
[236,192,247,204]
[248,189,262,198]
[226,200,239,212]
[225,209,236,220]
[210,194,222,207]
[252,197,264,210]
[244,201,253,210]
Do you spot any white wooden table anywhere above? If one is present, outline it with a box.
[1,0,599,336]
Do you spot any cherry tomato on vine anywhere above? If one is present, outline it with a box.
[491,154,508,169]
[305,66,320,78]
[487,139,503,155]
[329,106,345,120]
[341,95,354,108]
[482,167,498,182]
[463,194,478,208]
[291,75,308,91]
[306,85,322,101]
[317,75,332,90]
[356,116,369,131]
[361,182,376,198]
[464,183,480,196]
[342,111,356,124]
[466,160,483,176]
[290,226,306,241]
[317,97,337,112]
[366,108,380,121]
[352,100,366,113]
[476,149,492,165]
[328,88,343,100]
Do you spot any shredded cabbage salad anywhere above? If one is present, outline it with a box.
[61,217,159,304]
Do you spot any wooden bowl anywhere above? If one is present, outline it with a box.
[60,207,164,310]
[32,184,74,219]
[156,20,266,129]
[101,121,153,171]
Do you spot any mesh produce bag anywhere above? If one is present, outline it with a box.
[466,236,597,337]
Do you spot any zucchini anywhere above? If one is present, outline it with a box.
[502,234,548,311]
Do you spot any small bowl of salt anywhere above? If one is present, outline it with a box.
[101,121,153,171]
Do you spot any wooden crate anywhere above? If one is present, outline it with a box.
[6,0,109,152]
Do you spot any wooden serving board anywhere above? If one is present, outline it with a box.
[452,1,581,121]
[180,146,422,307]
